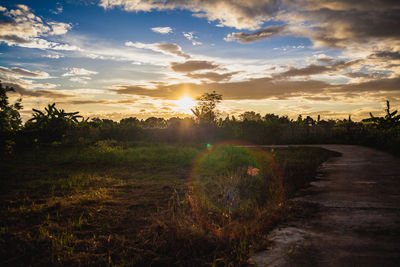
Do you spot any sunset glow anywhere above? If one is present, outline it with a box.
[175,96,196,114]
[0,1,399,121]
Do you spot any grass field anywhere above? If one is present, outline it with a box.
[0,141,340,266]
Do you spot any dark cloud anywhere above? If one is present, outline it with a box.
[125,41,190,59]
[0,66,49,78]
[0,34,31,44]
[344,72,388,79]
[333,76,400,93]
[277,59,361,77]
[284,1,400,48]
[225,25,287,43]
[186,71,240,81]
[57,100,110,105]
[316,56,335,64]
[303,96,332,101]
[170,60,219,73]
[306,8,400,48]
[3,81,68,98]
[278,64,331,77]
[369,51,400,60]
[155,43,191,59]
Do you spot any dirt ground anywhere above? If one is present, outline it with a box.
[250,145,400,267]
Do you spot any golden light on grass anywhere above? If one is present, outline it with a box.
[175,96,196,114]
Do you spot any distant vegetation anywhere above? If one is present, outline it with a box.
[1,84,399,155]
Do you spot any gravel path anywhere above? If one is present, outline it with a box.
[250,145,400,267]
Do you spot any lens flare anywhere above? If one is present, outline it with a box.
[186,141,284,239]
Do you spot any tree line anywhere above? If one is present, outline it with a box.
[1,84,399,155]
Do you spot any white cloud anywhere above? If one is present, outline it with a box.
[69,76,92,84]
[0,4,77,51]
[62,68,98,77]
[183,32,202,45]
[50,4,63,15]
[48,22,71,35]
[151,27,173,34]
[43,54,64,59]
[125,41,190,59]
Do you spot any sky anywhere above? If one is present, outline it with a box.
[0,0,399,121]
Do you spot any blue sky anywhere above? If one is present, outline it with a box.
[1,0,399,121]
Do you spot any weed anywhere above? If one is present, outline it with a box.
[0,143,339,266]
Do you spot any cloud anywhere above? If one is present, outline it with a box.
[282,0,400,49]
[99,0,281,30]
[43,54,64,59]
[113,77,330,100]
[344,72,388,80]
[50,4,63,15]
[183,32,202,45]
[0,5,77,51]
[69,76,92,84]
[125,41,190,59]
[224,25,287,43]
[170,60,219,73]
[333,76,400,93]
[186,71,240,81]
[62,68,98,77]
[113,75,400,102]
[369,51,400,60]
[276,59,362,78]
[314,54,335,64]
[151,26,173,34]
[101,0,400,50]
[2,81,66,98]
[0,65,63,98]
[48,22,71,35]
[0,66,50,79]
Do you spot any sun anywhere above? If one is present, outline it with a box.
[175,96,196,113]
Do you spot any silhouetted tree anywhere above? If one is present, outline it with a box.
[0,83,22,132]
[363,100,400,129]
[240,111,261,121]
[264,113,280,123]
[26,103,82,142]
[191,91,222,125]
[120,117,139,126]
[144,117,166,128]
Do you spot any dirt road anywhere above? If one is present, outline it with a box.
[250,145,400,267]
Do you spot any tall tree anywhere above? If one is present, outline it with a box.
[191,91,222,125]
[0,83,22,132]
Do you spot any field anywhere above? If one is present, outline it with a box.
[0,142,340,266]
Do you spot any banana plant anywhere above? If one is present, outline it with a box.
[363,100,400,129]
[28,103,83,126]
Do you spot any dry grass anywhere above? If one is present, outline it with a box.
[0,142,340,266]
